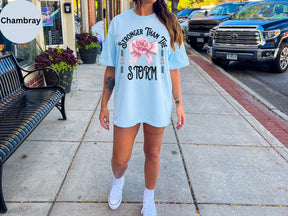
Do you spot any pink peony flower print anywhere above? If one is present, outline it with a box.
[128,37,158,66]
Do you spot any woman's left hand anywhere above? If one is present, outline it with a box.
[176,104,185,130]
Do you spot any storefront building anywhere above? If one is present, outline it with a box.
[0,0,133,86]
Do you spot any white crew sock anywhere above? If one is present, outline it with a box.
[144,187,155,201]
[142,188,156,215]
[108,176,125,209]
[113,176,124,185]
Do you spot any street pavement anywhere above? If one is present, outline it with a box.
[2,53,288,216]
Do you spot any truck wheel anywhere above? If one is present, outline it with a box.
[212,58,230,68]
[190,42,204,51]
[270,43,288,73]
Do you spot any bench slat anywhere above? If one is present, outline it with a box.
[0,87,64,163]
[0,57,22,100]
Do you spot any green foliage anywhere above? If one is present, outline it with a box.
[176,0,218,9]
[76,42,100,50]
[36,40,46,54]
[178,0,195,9]
[76,33,100,50]
[35,46,78,74]
[49,61,76,73]
[167,0,172,11]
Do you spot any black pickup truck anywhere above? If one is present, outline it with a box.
[208,0,288,73]
[186,1,248,50]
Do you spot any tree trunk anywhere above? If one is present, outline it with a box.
[172,0,179,14]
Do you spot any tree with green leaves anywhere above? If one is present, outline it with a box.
[169,0,222,14]
[169,0,204,13]
[178,0,196,9]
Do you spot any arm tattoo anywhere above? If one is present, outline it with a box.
[105,76,115,92]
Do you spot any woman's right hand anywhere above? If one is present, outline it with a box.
[99,108,110,130]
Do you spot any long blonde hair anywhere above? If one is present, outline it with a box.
[133,0,183,51]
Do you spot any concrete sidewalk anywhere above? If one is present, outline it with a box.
[2,55,288,216]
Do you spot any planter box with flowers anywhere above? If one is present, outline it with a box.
[76,32,100,64]
[35,46,78,93]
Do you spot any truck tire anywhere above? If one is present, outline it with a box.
[270,43,288,73]
[190,42,204,51]
[212,58,230,68]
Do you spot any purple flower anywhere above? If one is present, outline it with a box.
[35,47,78,72]
[76,33,98,49]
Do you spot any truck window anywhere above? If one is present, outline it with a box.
[235,2,288,20]
[209,4,244,16]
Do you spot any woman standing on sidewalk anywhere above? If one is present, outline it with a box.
[99,0,189,215]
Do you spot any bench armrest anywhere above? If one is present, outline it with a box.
[22,67,60,87]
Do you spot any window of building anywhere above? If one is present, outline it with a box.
[41,0,64,45]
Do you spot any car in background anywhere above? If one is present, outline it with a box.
[181,10,208,34]
[177,8,200,22]
[186,1,249,50]
[208,0,288,73]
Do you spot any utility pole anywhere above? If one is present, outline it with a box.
[103,0,107,36]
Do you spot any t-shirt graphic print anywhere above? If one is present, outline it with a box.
[129,37,158,66]
[126,36,159,81]
[99,9,189,128]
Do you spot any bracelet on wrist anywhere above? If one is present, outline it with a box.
[174,97,183,105]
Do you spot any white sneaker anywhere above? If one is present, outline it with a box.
[108,176,125,210]
[141,199,157,216]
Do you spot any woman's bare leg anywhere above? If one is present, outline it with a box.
[112,123,140,178]
[143,123,165,189]
[108,123,141,210]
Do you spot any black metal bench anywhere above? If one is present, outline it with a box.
[0,54,66,213]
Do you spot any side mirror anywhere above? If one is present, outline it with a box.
[205,10,208,16]
[229,13,234,19]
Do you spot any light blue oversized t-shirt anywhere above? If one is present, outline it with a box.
[99,9,189,128]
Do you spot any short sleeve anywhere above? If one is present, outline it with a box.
[168,43,189,70]
[99,19,117,67]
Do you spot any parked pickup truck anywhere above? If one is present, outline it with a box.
[186,1,248,50]
[208,0,288,73]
